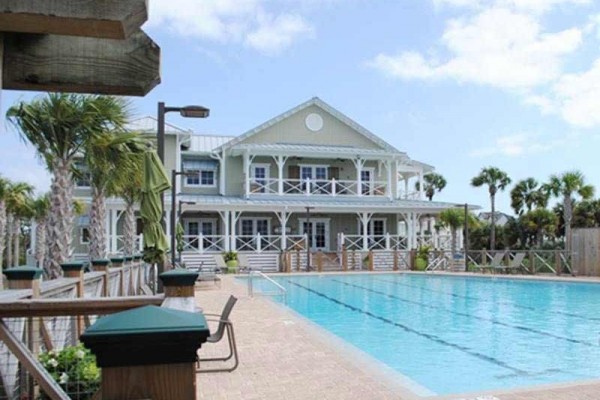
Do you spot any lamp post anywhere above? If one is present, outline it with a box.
[157,102,209,282]
[170,169,197,268]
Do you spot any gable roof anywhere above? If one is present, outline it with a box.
[215,97,402,154]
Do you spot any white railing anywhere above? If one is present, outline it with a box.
[416,234,454,250]
[247,270,287,304]
[235,234,281,252]
[341,233,408,251]
[398,190,421,200]
[285,235,307,251]
[115,235,144,254]
[181,234,227,252]
[248,177,388,197]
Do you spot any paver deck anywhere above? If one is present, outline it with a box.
[194,273,600,400]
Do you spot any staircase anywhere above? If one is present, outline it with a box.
[242,251,279,273]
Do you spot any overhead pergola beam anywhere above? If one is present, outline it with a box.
[3,30,160,96]
[0,0,148,39]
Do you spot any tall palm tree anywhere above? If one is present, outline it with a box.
[521,208,558,247]
[5,182,33,267]
[84,131,142,259]
[0,177,10,270]
[7,94,128,278]
[31,194,51,271]
[510,178,549,215]
[415,173,447,201]
[543,171,594,252]
[471,167,512,250]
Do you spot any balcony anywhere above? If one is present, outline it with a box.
[247,177,389,197]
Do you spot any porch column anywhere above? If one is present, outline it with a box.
[212,150,226,196]
[357,212,372,251]
[274,155,288,196]
[418,170,424,200]
[230,211,242,251]
[431,216,438,248]
[30,219,37,259]
[404,178,409,199]
[243,151,254,199]
[353,157,366,196]
[276,208,291,251]
[386,160,393,200]
[219,211,231,251]
[110,209,118,254]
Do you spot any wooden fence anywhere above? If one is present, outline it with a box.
[572,228,600,276]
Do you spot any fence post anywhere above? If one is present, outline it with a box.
[556,251,562,276]
[342,246,348,272]
[393,248,399,271]
[368,250,374,271]
[351,250,356,270]
[61,261,87,337]
[91,259,111,297]
[528,250,535,274]
[481,249,486,266]
[110,257,125,296]
[317,251,323,273]
[159,269,199,312]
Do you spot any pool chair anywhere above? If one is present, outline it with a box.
[197,265,222,288]
[197,295,239,373]
[238,253,251,272]
[495,252,527,274]
[473,252,505,274]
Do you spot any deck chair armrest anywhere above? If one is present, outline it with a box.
[204,317,232,324]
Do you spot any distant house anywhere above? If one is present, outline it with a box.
[478,212,512,227]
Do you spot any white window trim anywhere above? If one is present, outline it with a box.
[182,161,218,188]
[80,227,90,245]
[357,218,387,236]
[297,218,330,250]
[238,217,272,236]
[299,164,329,180]
[251,163,271,179]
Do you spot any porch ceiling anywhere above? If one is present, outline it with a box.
[177,194,478,214]
[228,143,404,160]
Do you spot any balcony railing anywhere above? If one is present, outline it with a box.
[248,177,389,197]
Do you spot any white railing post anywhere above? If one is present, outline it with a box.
[331,178,337,196]
[385,233,391,250]
[305,178,310,195]
[199,233,204,253]
[257,233,262,253]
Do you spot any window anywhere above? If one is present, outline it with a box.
[74,161,91,188]
[300,165,329,193]
[251,164,270,193]
[185,219,216,249]
[358,218,386,249]
[361,168,374,195]
[183,160,218,187]
[238,218,271,250]
[80,227,90,244]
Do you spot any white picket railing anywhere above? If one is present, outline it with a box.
[341,233,408,251]
[248,177,389,197]
[181,234,227,252]
[115,235,144,254]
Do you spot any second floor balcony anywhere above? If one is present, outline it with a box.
[247,177,390,197]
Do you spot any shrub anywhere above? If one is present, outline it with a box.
[39,344,100,400]
[223,251,238,262]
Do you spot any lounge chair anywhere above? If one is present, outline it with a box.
[237,253,251,272]
[197,295,239,373]
[473,252,504,274]
[215,254,227,273]
[495,252,527,274]
[197,265,222,288]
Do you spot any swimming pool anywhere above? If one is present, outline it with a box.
[248,273,600,396]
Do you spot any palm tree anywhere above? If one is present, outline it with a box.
[84,131,142,259]
[521,208,558,247]
[543,171,594,252]
[5,182,33,267]
[471,167,512,250]
[31,194,51,270]
[510,178,549,215]
[7,94,128,277]
[0,177,10,270]
[438,209,477,256]
[415,173,447,201]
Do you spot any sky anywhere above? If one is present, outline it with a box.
[2,0,600,215]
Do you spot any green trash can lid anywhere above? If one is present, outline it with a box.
[159,269,199,287]
[4,266,43,280]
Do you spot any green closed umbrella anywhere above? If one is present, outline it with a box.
[141,150,171,264]
[176,221,185,254]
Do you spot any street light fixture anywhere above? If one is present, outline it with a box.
[157,102,209,283]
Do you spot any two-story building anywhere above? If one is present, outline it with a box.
[71,97,465,271]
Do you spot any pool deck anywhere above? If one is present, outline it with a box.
[194,272,600,400]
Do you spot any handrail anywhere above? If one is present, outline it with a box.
[247,270,287,304]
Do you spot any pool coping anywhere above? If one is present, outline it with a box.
[245,271,600,399]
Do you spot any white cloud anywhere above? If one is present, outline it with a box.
[368,8,582,89]
[246,13,314,55]
[148,0,314,54]
[552,59,600,128]
[434,0,591,13]
[469,132,578,157]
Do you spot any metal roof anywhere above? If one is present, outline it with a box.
[187,135,235,153]
[126,116,190,134]
[177,194,477,214]
[229,143,403,159]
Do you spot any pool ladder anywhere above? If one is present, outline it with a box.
[247,269,287,304]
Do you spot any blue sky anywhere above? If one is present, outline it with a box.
[2,0,600,214]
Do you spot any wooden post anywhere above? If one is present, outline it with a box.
[351,250,356,270]
[481,249,487,266]
[316,251,323,273]
[342,246,348,272]
[528,250,535,274]
[295,248,301,272]
[556,251,562,276]
[393,248,399,271]
[160,270,199,312]
[91,259,111,297]
[409,249,417,271]
[368,250,374,272]
[60,262,87,338]
[110,257,125,296]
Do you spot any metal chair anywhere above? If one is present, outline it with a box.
[197,295,239,373]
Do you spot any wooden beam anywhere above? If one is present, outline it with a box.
[3,30,160,96]
[0,0,148,39]
[0,295,164,318]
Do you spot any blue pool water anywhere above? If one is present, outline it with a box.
[247,273,600,395]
